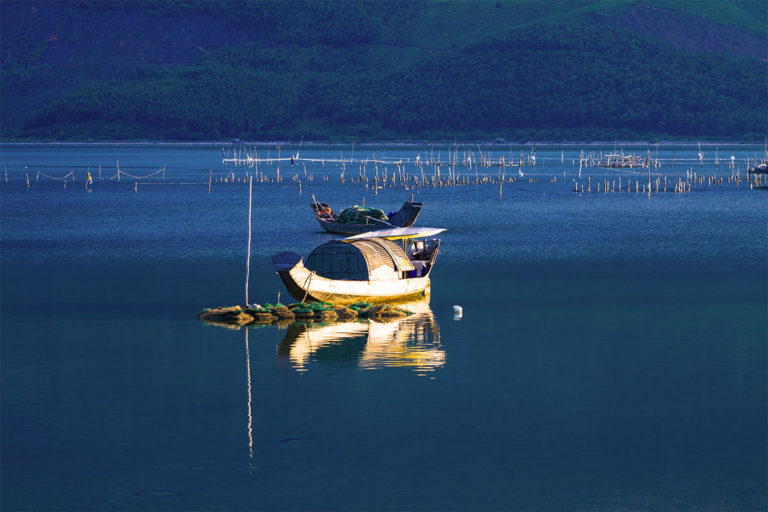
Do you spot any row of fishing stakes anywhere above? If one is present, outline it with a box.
[9,152,766,194]
[219,155,766,195]
[9,144,763,187]
[13,162,171,191]
[223,146,766,195]
[13,167,766,194]
[224,144,766,171]
[570,167,763,195]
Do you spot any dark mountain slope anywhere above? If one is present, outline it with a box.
[1,0,765,141]
[0,1,263,132]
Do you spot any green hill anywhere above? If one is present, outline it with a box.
[1,0,765,141]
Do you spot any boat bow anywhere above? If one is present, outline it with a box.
[272,251,302,272]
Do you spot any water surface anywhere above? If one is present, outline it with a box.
[1,143,765,510]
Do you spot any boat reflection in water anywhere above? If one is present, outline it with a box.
[275,300,442,375]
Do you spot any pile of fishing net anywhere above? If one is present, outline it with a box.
[198,301,412,327]
[335,206,388,224]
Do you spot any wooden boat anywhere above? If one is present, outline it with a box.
[310,198,423,235]
[272,227,444,305]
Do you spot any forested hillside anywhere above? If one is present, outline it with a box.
[2,0,766,141]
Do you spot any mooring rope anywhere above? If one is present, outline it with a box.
[300,271,315,304]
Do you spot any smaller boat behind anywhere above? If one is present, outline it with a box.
[272,227,444,305]
[311,197,423,235]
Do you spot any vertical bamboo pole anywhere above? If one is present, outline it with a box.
[245,176,253,306]
[648,163,651,194]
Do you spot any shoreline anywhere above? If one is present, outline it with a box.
[1,140,764,148]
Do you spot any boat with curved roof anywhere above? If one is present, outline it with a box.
[272,227,444,305]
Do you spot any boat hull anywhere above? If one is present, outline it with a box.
[316,218,393,235]
[274,253,431,305]
[313,201,422,235]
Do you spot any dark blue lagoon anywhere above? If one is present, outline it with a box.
[1,143,766,510]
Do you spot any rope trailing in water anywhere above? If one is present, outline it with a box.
[34,168,165,182]
[139,182,208,186]
[37,171,74,181]
[118,168,165,179]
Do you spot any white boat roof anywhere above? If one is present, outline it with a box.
[342,227,446,241]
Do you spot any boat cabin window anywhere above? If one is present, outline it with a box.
[306,242,369,280]
[305,238,415,281]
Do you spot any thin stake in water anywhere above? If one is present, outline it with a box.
[245,176,253,305]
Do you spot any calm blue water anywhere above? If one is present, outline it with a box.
[1,143,766,510]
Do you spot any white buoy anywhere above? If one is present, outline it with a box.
[452,305,463,320]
